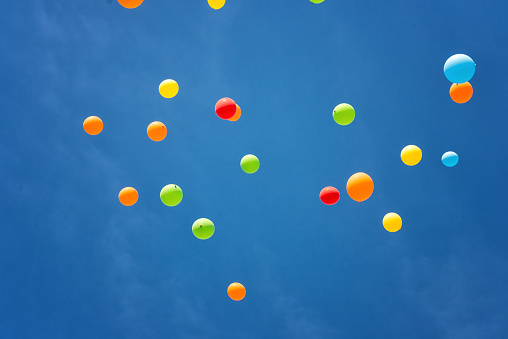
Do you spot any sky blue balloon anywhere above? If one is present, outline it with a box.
[442,151,459,167]
[443,54,475,84]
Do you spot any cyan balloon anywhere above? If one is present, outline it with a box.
[442,151,459,167]
[444,54,475,84]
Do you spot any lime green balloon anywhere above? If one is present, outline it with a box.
[192,218,215,240]
[160,184,183,206]
[310,0,325,3]
[333,103,355,125]
[240,154,260,174]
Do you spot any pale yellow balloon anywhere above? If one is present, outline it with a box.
[400,145,422,166]
[383,213,402,232]
[159,79,179,98]
[208,0,226,10]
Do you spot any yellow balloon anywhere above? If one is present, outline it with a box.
[159,79,179,98]
[208,0,226,10]
[383,213,402,232]
[400,145,422,166]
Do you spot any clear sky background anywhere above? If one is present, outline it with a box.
[1,0,508,338]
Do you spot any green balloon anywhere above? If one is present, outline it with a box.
[333,103,355,125]
[240,154,260,174]
[310,0,325,3]
[192,218,215,240]
[160,184,183,206]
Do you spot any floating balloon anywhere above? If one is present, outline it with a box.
[240,154,260,174]
[442,151,459,167]
[444,54,475,84]
[118,0,144,9]
[401,145,422,166]
[310,0,325,3]
[119,187,138,206]
[83,116,103,135]
[332,103,355,126]
[450,82,473,104]
[160,184,183,206]
[159,79,179,98]
[192,218,215,240]
[215,98,237,120]
[228,104,242,121]
[320,186,340,205]
[147,121,167,142]
[346,172,374,202]
[227,282,246,301]
[383,213,402,232]
[208,0,226,10]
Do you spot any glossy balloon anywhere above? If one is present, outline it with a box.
[401,145,422,166]
[346,172,374,202]
[159,79,179,98]
[332,103,355,126]
[442,151,459,167]
[83,116,103,135]
[208,0,226,10]
[450,82,473,104]
[215,98,237,119]
[147,121,167,142]
[320,186,340,205]
[227,282,246,301]
[119,187,138,206]
[118,0,144,9]
[228,104,242,121]
[383,213,402,232]
[444,54,475,84]
[192,218,215,240]
[310,0,325,3]
[240,154,260,174]
[160,184,183,206]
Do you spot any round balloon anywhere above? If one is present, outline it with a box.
[442,151,459,167]
[147,121,167,142]
[83,116,103,135]
[208,0,226,10]
[192,218,215,240]
[160,184,183,206]
[310,0,325,3]
[320,186,340,205]
[401,145,422,166]
[443,54,475,84]
[240,154,260,174]
[383,213,402,232]
[215,98,237,119]
[346,172,374,202]
[118,0,144,8]
[119,187,138,206]
[450,82,473,104]
[228,104,242,121]
[227,282,246,301]
[332,103,355,126]
[159,79,179,98]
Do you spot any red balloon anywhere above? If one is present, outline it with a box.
[215,98,237,119]
[320,186,340,205]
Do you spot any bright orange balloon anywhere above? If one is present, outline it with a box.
[228,104,242,121]
[147,121,167,142]
[83,116,103,135]
[117,0,144,9]
[118,187,138,206]
[450,82,473,104]
[346,172,374,202]
[227,282,246,301]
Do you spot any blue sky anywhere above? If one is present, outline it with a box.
[1,0,508,338]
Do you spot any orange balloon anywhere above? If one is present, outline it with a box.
[450,82,473,104]
[228,104,242,121]
[346,172,374,202]
[118,187,138,206]
[117,0,144,9]
[147,121,167,142]
[83,116,103,135]
[227,282,246,301]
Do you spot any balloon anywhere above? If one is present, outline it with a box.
[119,187,138,206]
[208,0,226,10]
[320,186,340,205]
[346,172,374,202]
[400,145,422,166]
[118,0,144,9]
[192,218,215,240]
[240,154,260,174]
[160,184,183,206]
[159,79,179,98]
[310,0,325,3]
[442,151,459,167]
[444,54,475,84]
[215,98,237,120]
[227,282,246,301]
[83,116,103,135]
[332,103,355,126]
[147,121,167,142]
[383,213,402,232]
[450,82,473,104]
[228,104,242,121]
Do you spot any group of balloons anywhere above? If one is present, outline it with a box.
[117,0,325,10]
[445,54,476,104]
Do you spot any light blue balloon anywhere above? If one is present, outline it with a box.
[442,151,459,167]
[444,54,475,84]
